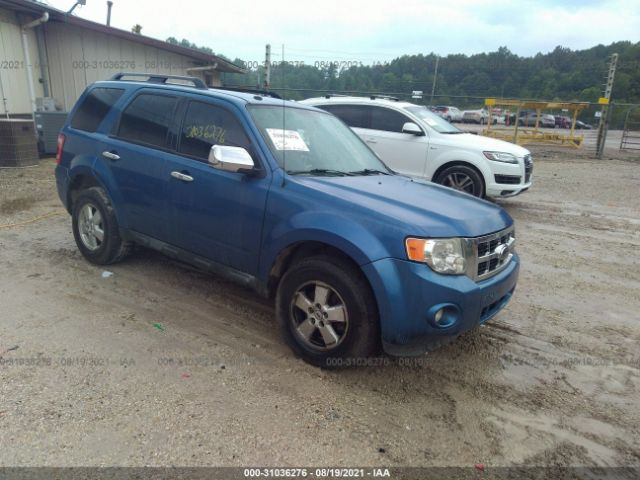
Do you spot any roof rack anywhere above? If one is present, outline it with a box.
[324,94,349,99]
[369,95,399,101]
[212,86,282,99]
[109,72,207,89]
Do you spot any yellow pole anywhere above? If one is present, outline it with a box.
[513,106,521,143]
[570,108,577,138]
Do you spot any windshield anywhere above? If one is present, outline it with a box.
[405,106,462,134]
[248,105,391,176]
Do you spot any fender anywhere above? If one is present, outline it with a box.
[425,148,492,183]
[258,210,390,283]
[67,157,129,229]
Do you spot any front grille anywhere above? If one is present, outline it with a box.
[524,154,533,183]
[474,227,515,281]
[495,174,521,185]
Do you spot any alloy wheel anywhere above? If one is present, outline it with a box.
[443,172,477,195]
[78,203,105,251]
[289,281,349,351]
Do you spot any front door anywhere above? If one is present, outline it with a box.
[359,106,429,177]
[165,98,271,275]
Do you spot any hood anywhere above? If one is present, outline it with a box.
[292,174,512,238]
[437,132,530,157]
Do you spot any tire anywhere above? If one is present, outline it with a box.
[435,164,485,198]
[446,116,452,123]
[276,255,380,368]
[72,186,131,265]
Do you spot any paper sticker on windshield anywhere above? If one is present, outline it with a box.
[424,118,438,126]
[266,128,309,151]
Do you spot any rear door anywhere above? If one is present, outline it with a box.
[164,97,271,275]
[102,90,179,240]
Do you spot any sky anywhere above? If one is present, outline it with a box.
[44,0,640,65]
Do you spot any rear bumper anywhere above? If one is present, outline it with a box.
[55,165,71,211]
[362,255,519,356]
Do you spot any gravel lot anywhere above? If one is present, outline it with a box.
[0,146,639,470]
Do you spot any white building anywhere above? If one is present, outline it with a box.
[0,0,245,116]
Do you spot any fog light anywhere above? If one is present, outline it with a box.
[427,303,461,329]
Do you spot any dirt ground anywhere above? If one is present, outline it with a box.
[0,146,639,470]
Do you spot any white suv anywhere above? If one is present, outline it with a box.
[301,96,532,198]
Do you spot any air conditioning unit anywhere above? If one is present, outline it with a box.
[34,112,68,154]
[0,119,39,167]
[35,97,58,112]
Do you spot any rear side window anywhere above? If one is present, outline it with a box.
[70,88,124,132]
[319,104,370,129]
[178,101,251,161]
[370,106,411,133]
[118,93,178,149]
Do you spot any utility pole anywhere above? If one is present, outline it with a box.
[106,1,113,27]
[429,56,439,107]
[596,53,618,159]
[264,44,271,91]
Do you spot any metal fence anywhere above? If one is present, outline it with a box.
[620,105,640,151]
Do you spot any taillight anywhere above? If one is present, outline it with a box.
[55,133,65,165]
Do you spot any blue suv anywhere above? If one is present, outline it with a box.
[55,73,519,367]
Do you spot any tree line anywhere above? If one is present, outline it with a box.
[169,38,640,126]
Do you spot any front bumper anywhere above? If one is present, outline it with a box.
[485,157,533,198]
[362,255,519,356]
[487,183,531,198]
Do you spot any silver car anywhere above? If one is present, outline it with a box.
[432,106,462,123]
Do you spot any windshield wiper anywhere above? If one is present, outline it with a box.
[440,131,465,134]
[286,168,354,177]
[348,168,390,176]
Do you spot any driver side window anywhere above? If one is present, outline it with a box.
[369,106,412,133]
[178,101,252,162]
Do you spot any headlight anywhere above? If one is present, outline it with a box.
[483,151,518,164]
[406,238,468,275]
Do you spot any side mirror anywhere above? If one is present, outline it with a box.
[208,145,256,173]
[402,122,423,136]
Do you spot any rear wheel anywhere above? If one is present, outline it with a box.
[72,187,131,265]
[276,255,379,368]
[435,165,485,198]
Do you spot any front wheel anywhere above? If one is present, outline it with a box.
[276,255,380,368]
[435,165,485,198]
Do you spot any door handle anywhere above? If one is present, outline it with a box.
[366,139,377,144]
[102,151,120,161]
[170,171,194,182]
